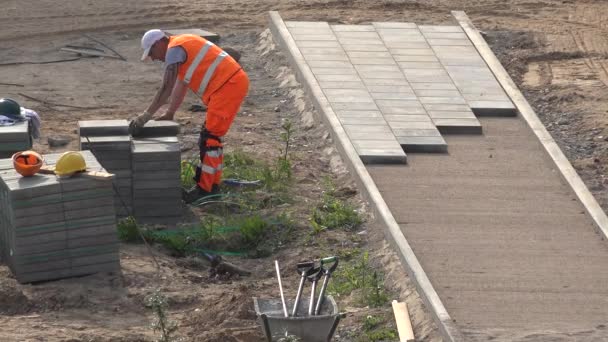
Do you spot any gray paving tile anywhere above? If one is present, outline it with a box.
[331,102,379,111]
[286,21,329,28]
[339,117,388,126]
[433,118,482,134]
[304,54,349,61]
[334,31,381,39]
[398,62,443,69]
[373,22,417,29]
[426,39,471,46]
[312,67,358,75]
[363,78,410,86]
[376,99,426,108]
[139,120,180,137]
[314,74,362,82]
[389,121,437,130]
[357,71,404,79]
[464,93,511,101]
[371,92,417,100]
[328,96,375,103]
[469,101,517,116]
[343,124,392,134]
[335,110,384,118]
[427,111,477,119]
[339,38,385,45]
[379,107,428,115]
[414,89,462,97]
[341,44,388,52]
[391,129,442,137]
[132,180,181,190]
[319,81,367,89]
[78,120,128,137]
[397,136,447,153]
[419,97,468,105]
[324,89,372,98]
[346,51,392,58]
[350,58,396,65]
[381,36,427,43]
[292,34,337,41]
[418,25,463,33]
[441,58,487,66]
[423,32,468,39]
[331,25,376,32]
[300,47,345,55]
[307,60,354,68]
[390,49,435,56]
[346,131,396,141]
[393,55,438,62]
[424,104,472,112]
[288,28,333,35]
[366,85,413,93]
[297,40,341,48]
[384,115,433,123]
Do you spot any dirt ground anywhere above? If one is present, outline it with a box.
[1,0,608,341]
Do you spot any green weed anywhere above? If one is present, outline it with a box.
[145,290,180,342]
[117,216,140,243]
[328,252,389,308]
[310,184,362,234]
[180,156,198,188]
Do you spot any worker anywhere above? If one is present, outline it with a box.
[129,29,249,204]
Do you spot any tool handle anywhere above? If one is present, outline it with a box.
[314,274,330,315]
[275,260,289,317]
[292,276,306,316]
[308,279,317,316]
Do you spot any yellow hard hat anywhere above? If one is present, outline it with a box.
[55,151,87,177]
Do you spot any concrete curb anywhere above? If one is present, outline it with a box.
[453,10,608,243]
[268,11,464,342]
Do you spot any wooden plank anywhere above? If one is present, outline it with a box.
[452,9,608,243]
[392,300,415,342]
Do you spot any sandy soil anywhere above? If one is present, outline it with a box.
[1,0,608,341]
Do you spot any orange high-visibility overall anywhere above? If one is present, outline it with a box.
[168,35,249,192]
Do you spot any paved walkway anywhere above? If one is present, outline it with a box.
[276,17,608,340]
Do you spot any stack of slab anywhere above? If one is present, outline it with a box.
[0,151,120,283]
[132,121,182,224]
[79,120,132,217]
[0,121,32,159]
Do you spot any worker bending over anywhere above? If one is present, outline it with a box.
[130,29,249,203]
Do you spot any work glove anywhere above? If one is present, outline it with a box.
[128,110,152,136]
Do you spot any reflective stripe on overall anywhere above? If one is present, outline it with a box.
[195,133,224,192]
[183,41,229,98]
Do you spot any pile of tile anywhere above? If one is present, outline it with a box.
[79,120,132,217]
[132,121,182,224]
[0,151,120,283]
[0,121,32,158]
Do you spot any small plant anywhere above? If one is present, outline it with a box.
[117,216,140,242]
[328,252,389,308]
[145,290,179,342]
[180,156,198,188]
[310,181,362,233]
[363,315,383,331]
[277,119,293,181]
[365,328,398,342]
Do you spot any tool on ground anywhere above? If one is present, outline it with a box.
[275,260,289,317]
[307,266,323,316]
[314,256,339,315]
[291,261,315,316]
[12,150,43,177]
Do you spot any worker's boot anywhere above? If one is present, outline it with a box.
[182,184,220,204]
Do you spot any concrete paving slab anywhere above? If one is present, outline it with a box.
[319,81,367,89]
[132,180,181,190]
[287,28,333,35]
[423,32,468,39]
[385,115,434,123]
[419,97,468,105]
[304,54,349,61]
[379,107,428,115]
[366,85,413,93]
[433,118,483,134]
[133,170,179,181]
[389,121,437,130]
[335,110,384,118]
[428,111,477,119]
[78,120,129,137]
[424,104,472,112]
[363,78,410,86]
[398,62,443,69]
[352,141,407,164]
[331,102,379,111]
[426,39,472,46]
[296,40,341,48]
[323,88,372,98]
[418,25,463,33]
[346,131,397,141]
[307,60,354,68]
[371,92,417,100]
[64,206,115,221]
[469,101,518,116]
[339,117,388,126]
[292,34,337,41]
[392,129,442,137]
[0,121,29,141]
[397,136,448,153]
[414,89,461,97]
[314,74,362,82]
[410,83,458,90]
[137,120,180,137]
[350,58,396,65]
[131,160,180,171]
[373,22,417,29]
[357,71,404,79]
[346,51,392,58]
[132,188,181,198]
[390,49,435,56]
[0,142,32,152]
[334,31,381,39]
[299,47,345,55]
[133,136,179,144]
[331,25,376,32]
[341,44,388,52]
[312,67,358,76]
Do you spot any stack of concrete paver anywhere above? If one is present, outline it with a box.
[79,120,132,217]
[0,151,120,283]
[132,121,182,224]
[0,121,32,158]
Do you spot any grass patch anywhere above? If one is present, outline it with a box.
[180,156,198,189]
[117,216,140,243]
[328,252,389,308]
[132,214,290,258]
[310,180,362,234]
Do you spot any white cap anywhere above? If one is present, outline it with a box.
[141,29,166,62]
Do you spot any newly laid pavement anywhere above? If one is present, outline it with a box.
[273,14,608,341]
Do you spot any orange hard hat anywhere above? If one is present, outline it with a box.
[12,150,44,177]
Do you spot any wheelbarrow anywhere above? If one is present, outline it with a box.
[253,296,345,342]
